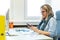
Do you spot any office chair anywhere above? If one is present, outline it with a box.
[56,10,60,40]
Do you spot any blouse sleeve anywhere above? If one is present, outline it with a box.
[48,17,57,37]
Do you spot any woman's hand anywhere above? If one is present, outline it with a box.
[28,26,39,33]
[29,26,36,30]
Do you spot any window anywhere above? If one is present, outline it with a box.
[51,0,60,13]
[50,0,60,18]
[24,0,46,20]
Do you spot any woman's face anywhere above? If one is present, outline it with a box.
[41,8,47,19]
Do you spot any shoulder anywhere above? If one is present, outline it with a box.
[48,17,56,24]
[50,17,56,22]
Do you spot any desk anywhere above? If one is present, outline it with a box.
[6,28,53,40]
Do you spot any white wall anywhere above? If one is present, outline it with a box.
[0,0,10,16]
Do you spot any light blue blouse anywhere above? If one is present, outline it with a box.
[44,17,57,37]
[38,17,58,40]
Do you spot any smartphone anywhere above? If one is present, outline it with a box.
[27,23,32,27]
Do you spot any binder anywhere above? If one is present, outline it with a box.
[0,16,5,40]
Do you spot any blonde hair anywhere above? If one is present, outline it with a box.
[41,4,54,16]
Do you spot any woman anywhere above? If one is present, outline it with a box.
[28,4,57,40]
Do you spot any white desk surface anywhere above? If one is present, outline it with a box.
[6,28,53,40]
